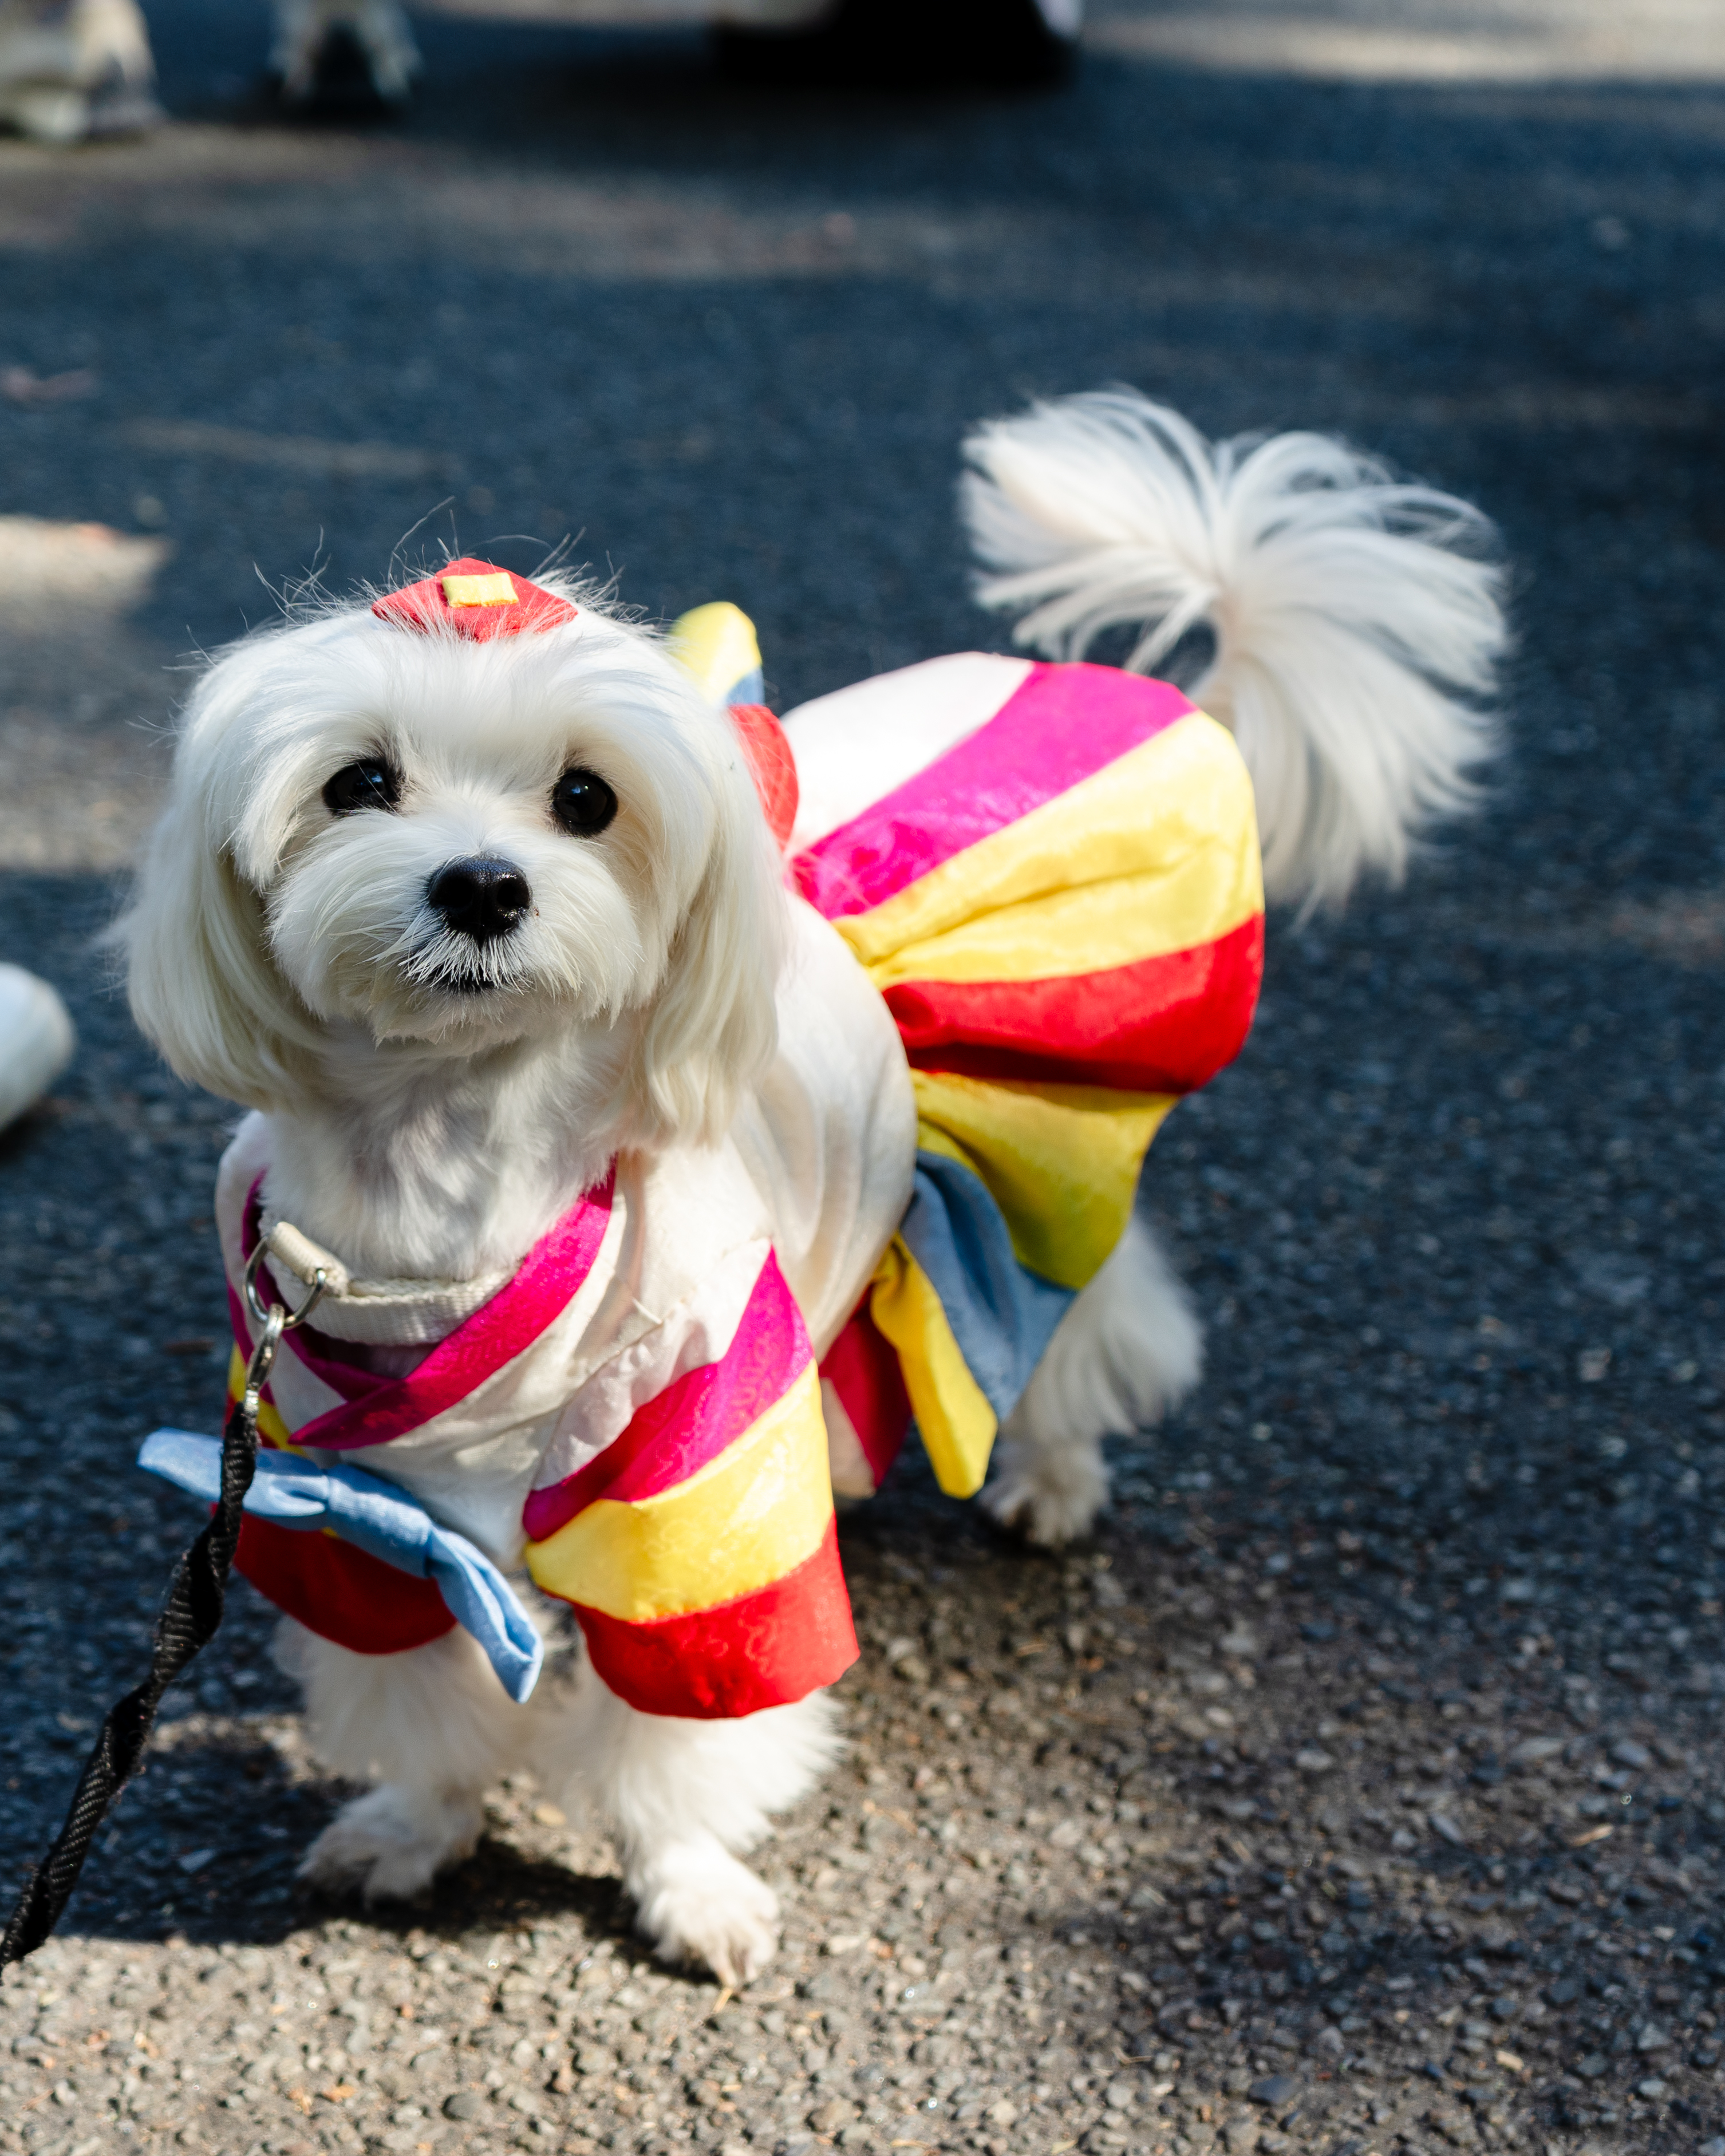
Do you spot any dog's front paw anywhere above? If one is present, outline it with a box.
[630,1839,779,1989]
[299,1784,483,1902]
[982,1436,1108,1548]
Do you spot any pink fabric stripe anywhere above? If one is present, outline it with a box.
[791,661,1195,922]
[234,1170,616,1452]
[522,1252,810,1544]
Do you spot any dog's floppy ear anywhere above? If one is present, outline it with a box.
[630,731,784,1149]
[123,663,324,1111]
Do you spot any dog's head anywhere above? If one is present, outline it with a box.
[123,570,784,1146]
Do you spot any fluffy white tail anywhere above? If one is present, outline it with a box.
[961,389,1506,909]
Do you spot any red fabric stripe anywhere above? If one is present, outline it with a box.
[729,702,799,852]
[885,913,1264,1094]
[234,1515,456,1656]
[236,1169,617,1451]
[818,1303,911,1490]
[572,1519,858,1719]
[792,664,1194,922]
[521,1253,810,1544]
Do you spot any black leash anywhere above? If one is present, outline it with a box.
[1,1246,322,1970]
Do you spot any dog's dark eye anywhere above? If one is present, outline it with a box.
[323,758,401,816]
[551,766,617,836]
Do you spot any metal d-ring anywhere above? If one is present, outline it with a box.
[243,1237,330,1334]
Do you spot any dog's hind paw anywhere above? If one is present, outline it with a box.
[631,1839,779,1989]
[981,1437,1109,1548]
[299,1784,483,1902]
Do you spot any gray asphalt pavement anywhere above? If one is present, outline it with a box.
[2,7,1724,2155]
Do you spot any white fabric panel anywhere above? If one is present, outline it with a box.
[822,1380,879,1500]
[780,651,1032,852]
[531,1236,769,1495]
[729,901,916,1359]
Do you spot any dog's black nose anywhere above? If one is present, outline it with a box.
[427,857,532,943]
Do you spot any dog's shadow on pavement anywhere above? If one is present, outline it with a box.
[57,1717,634,1954]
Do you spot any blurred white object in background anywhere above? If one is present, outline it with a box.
[0,966,74,1134]
[0,0,160,141]
[0,518,169,622]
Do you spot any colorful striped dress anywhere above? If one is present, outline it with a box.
[776,642,1263,1503]
[204,588,1261,1722]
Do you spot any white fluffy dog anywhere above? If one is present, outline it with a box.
[123,392,1503,1985]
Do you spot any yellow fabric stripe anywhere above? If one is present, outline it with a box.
[869,1238,997,1500]
[835,710,1262,980]
[913,1073,1177,1290]
[524,1363,831,1621]
[863,867,1250,991]
[227,1345,298,1454]
[666,601,763,706]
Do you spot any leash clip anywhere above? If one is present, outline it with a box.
[241,1241,328,1409]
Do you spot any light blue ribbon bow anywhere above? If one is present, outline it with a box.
[137,1430,543,1703]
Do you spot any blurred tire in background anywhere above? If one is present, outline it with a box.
[715,0,1081,88]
